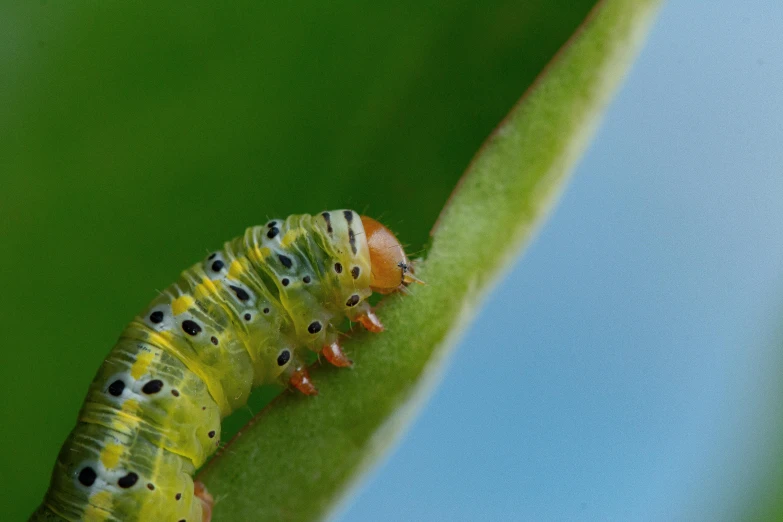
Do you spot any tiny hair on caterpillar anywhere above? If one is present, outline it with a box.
[29,211,421,522]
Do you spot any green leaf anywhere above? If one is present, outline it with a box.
[197,0,664,520]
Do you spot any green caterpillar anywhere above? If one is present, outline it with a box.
[30,211,418,522]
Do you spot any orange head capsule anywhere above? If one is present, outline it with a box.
[360,216,423,294]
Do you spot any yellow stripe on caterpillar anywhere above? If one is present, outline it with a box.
[130,351,155,380]
[280,228,303,248]
[251,246,272,263]
[194,278,219,299]
[99,443,124,469]
[171,295,195,315]
[228,259,246,278]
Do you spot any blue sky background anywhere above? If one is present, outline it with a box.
[339,1,783,520]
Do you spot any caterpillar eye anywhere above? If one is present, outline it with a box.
[277,349,291,367]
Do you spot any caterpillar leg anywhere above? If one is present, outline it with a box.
[323,340,353,367]
[289,365,318,395]
[354,307,384,333]
[194,481,214,522]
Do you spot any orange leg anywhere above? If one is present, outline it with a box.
[322,341,352,367]
[289,366,318,395]
[355,309,384,333]
[194,481,214,522]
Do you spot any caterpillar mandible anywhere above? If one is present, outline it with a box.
[30,211,419,522]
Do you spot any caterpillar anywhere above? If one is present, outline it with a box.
[30,211,419,522]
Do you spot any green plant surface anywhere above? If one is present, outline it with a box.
[196,0,663,520]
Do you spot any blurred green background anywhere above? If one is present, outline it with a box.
[0,2,595,519]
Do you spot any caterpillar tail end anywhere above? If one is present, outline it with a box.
[194,481,214,522]
[290,366,319,395]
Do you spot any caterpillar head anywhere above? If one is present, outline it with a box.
[360,216,422,294]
